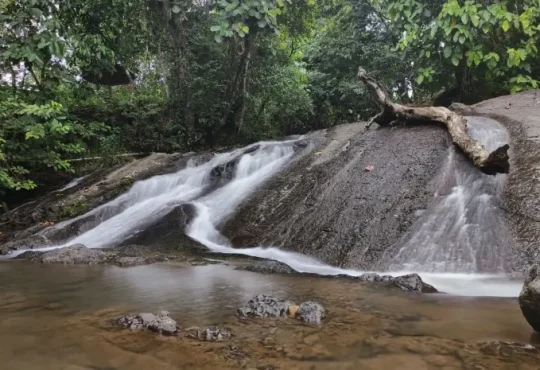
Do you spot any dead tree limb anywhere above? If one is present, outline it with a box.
[357,67,510,175]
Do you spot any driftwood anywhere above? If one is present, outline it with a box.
[357,67,510,175]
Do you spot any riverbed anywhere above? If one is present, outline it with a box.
[1,261,538,370]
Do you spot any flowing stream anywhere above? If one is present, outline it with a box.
[12,118,522,297]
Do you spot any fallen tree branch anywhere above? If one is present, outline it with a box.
[357,67,510,175]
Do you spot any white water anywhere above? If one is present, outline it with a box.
[11,120,523,297]
[389,117,511,274]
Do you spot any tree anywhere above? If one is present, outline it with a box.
[373,0,540,102]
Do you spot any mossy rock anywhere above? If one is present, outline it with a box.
[58,198,89,219]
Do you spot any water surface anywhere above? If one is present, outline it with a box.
[1,262,537,369]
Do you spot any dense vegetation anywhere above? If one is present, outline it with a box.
[1,0,539,201]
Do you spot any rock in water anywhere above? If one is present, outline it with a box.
[237,295,296,318]
[393,273,438,293]
[116,311,178,335]
[240,260,296,274]
[40,244,106,265]
[295,301,326,325]
[519,266,540,332]
[189,327,231,341]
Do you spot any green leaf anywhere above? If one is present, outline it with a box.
[430,25,438,38]
[416,74,424,85]
[502,20,510,32]
[451,55,460,66]
[172,5,181,14]
[29,8,43,18]
[444,45,452,58]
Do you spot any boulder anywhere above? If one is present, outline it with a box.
[519,266,540,332]
[40,244,106,265]
[392,273,438,293]
[116,311,178,335]
[0,234,51,255]
[295,301,326,325]
[356,272,394,282]
[114,256,154,267]
[188,327,231,341]
[239,260,296,274]
[237,294,296,318]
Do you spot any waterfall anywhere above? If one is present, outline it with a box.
[12,118,522,297]
[388,116,511,273]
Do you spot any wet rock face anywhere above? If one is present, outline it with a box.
[116,311,179,335]
[223,123,449,270]
[237,295,296,318]
[121,203,199,248]
[519,266,540,332]
[295,301,326,325]
[392,273,438,293]
[454,91,540,274]
[40,244,106,265]
[239,260,296,274]
[0,235,51,255]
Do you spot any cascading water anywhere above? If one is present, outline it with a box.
[13,117,522,297]
[388,116,511,273]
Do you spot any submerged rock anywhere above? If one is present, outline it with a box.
[188,327,231,341]
[393,273,438,293]
[238,295,327,325]
[116,311,178,335]
[237,295,296,318]
[240,260,296,274]
[40,244,106,265]
[295,301,326,325]
[519,266,540,332]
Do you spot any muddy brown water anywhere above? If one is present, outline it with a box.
[1,262,539,370]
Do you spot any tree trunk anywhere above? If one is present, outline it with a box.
[357,67,509,175]
[236,35,253,133]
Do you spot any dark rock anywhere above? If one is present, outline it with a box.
[392,273,438,293]
[40,244,106,265]
[295,301,326,325]
[0,234,51,255]
[356,273,383,282]
[237,295,295,318]
[188,327,231,341]
[519,266,540,332]
[239,260,296,274]
[14,250,45,260]
[120,203,199,248]
[116,311,178,335]
[222,123,449,270]
[114,256,153,267]
[210,145,260,185]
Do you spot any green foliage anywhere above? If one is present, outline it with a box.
[0,94,107,193]
[1,0,537,202]
[306,0,417,125]
[211,0,292,42]
[374,0,540,99]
